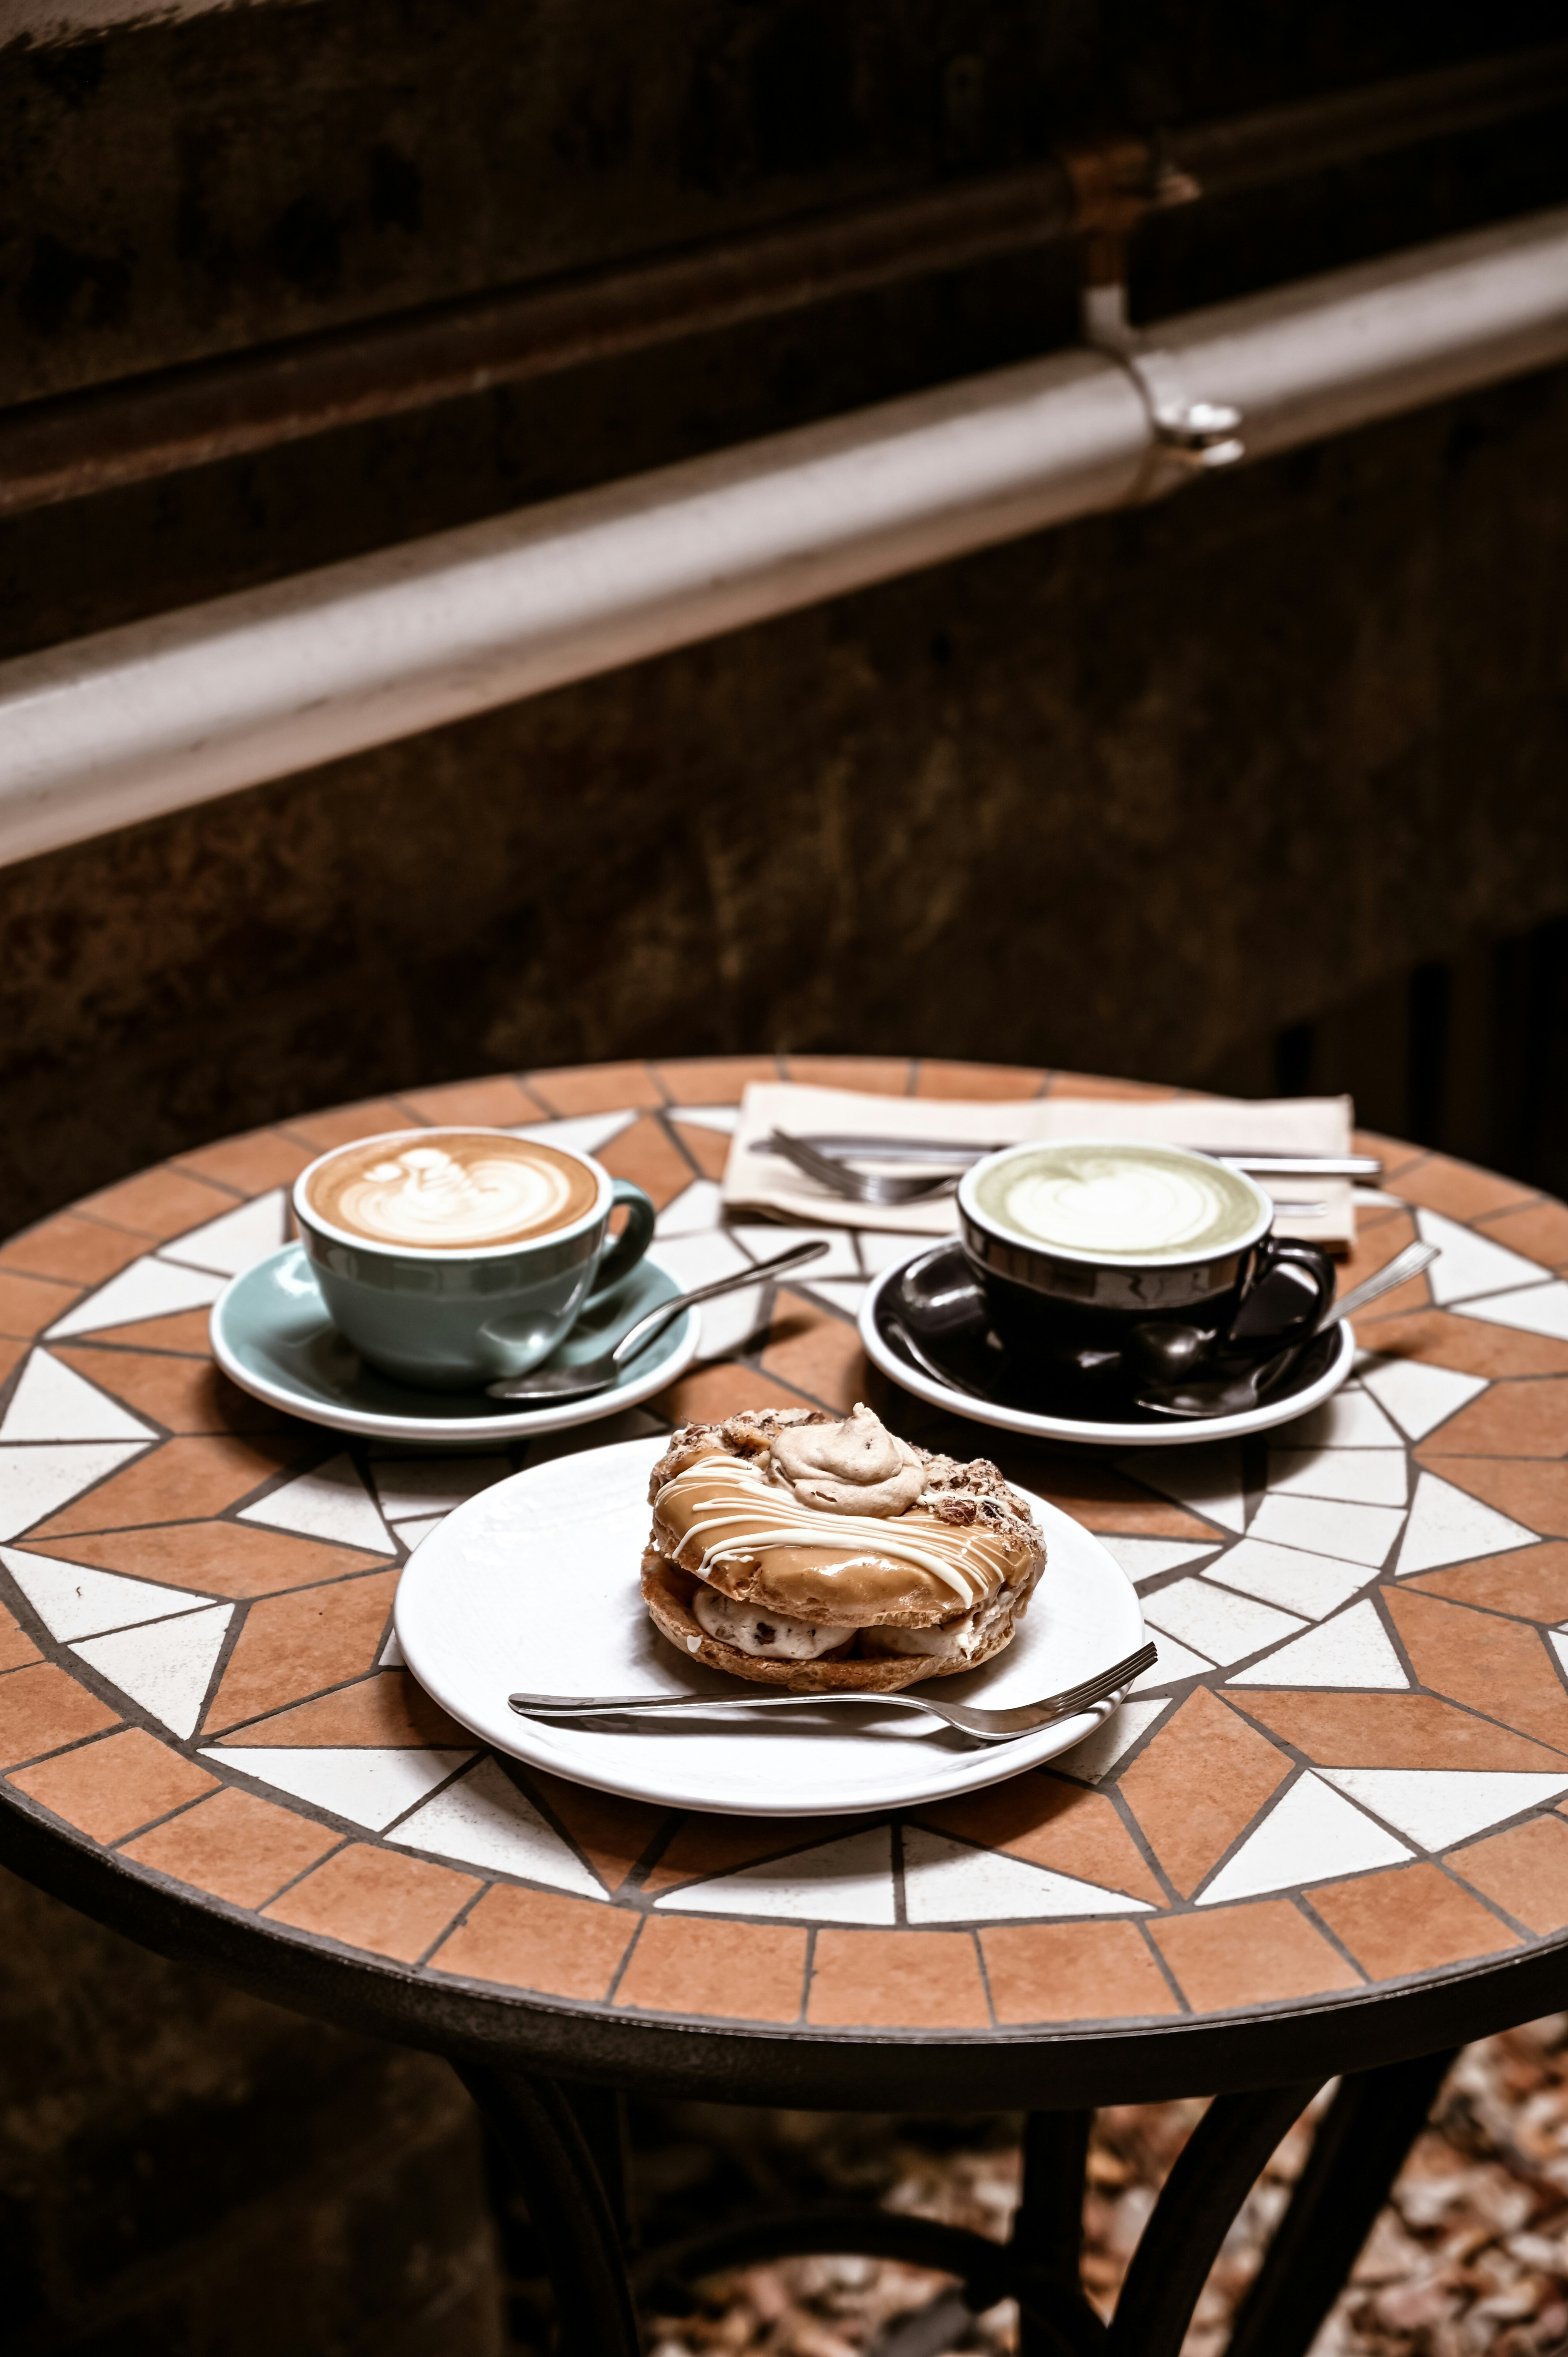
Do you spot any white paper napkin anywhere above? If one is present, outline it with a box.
[722,1082,1357,1247]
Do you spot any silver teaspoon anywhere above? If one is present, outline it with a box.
[483,1239,827,1402]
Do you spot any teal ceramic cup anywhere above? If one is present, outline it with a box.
[292,1129,656,1390]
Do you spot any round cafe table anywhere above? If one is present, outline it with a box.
[3,1055,1568,2357]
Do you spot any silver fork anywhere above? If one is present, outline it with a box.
[509,1640,1157,1746]
[765,1129,1324,1214]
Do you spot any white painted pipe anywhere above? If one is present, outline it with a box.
[1,205,1565,869]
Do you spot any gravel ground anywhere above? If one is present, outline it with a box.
[488,2015,1568,2355]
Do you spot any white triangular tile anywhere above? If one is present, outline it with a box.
[901,1827,1150,1922]
[1276,1387,1403,1448]
[1395,1470,1536,1577]
[0,1352,154,1444]
[1205,1538,1368,1622]
[509,1112,637,1156]
[388,1755,606,1896]
[1116,1442,1245,1532]
[46,1258,226,1339]
[654,1826,894,1923]
[1418,1209,1550,1306]
[1,1545,212,1640]
[1249,1493,1406,1569]
[1265,1449,1408,1507]
[1143,1579,1305,1668]
[1359,1357,1489,1442]
[1097,1537,1221,1588]
[1225,1600,1409,1690]
[653,1180,724,1239]
[378,1629,406,1666]
[1133,1635,1213,1690]
[1197,1772,1411,1905]
[806,1279,869,1317]
[239,1453,393,1552]
[669,1107,740,1134]
[75,1604,233,1738]
[1055,1698,1172,1781]
[393,1517,445,1553]
[1319,1768,1568,1852]
[644,1230,763,1359]
[858,1232,927,1274]
[205,1746,475,1830]
[731,1225,862,1280]
[1451,1284,1568,1342]
[372,1457,509,1523]
[160,1189,287,1276]
[0,1442,148,1542]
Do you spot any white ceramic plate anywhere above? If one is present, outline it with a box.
[858,1255,1356,1448]
[395,1436,1147,1816]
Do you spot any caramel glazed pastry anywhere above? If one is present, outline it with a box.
[642,1404,1047,1692]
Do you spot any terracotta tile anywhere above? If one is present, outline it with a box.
[519,1766,668,1891]
[1476,1201,1568,1271]
[174,1128,317,1194]
[779,1057,913,1097]
[399,1076,547,1127]
[651,1056,779,1104]
[0,1338,26,1389]
[1407,1543,1568,1624]
[0,1217,148,1287]
[594,1114,694,1211]
[616,1916,807,2023]
[524,1062,666,1115]
[1446,1815,1568,1935]
[25,1434,305,1537]
[1026,1461,1221,1541]
[1391,1156,1539,1224]
[121,1786,341,1907]
[263,1843,477,1962]
[1415,1380,1568,1457]
[1228,1689,1568,1771]
[670,1120,731,1181]
[216,1670,469,1747]
[916,1774,1166,1906]
[1333,1213,1428,1317]
[913,1061,1047,1101]
[283,1099,422,1151]
[0,1269,81,1340]
[0,1662,120,1767]
[1415,1455,1568,1539]
[83,1308,214,1354]
[203,1568,401,1733]
[52,1346,291,1435]
[1384,1587,1568,1751]
[1355,1131,1428,1180]
[1358,1307,1568,1379]
[760,1291,869,1413]
[0,1603,41,1671]
[653,1362,814,1425]
[645,1812,856,1895]
[74,1166,238,1240]
[982,1921,1178,2023]
[1151,1901,1362,2011]
[808,1927,990,2027]
[1044,1072,1178,1101]
[1118,1690,1292,1897]
[1309,1862,1518,1980]
[26,1521,389,1601]
[9,1725,215,1842]
[430,1885,635,1998]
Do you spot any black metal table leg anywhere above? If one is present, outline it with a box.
[458,2063,642,2357]
[1224,2047,1457,2357]
[1010,2111,1107,2357]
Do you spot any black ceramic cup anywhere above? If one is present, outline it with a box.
[956,1138,1336,1398]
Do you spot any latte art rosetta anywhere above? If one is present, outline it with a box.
[972,1143,1261,1262]
[304,1131,600,1250]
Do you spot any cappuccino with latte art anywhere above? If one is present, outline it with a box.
[304,1131,599,1251]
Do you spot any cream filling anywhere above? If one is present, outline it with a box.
[869,1584,1021,1660]
[691,1583,847,1660]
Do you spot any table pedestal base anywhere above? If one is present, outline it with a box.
[462,2047,1455,2355]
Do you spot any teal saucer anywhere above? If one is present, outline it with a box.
[210,1246,698,1445]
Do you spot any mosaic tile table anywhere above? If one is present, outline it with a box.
[4,1056,1568,2357]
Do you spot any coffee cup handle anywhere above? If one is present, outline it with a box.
[1229,1236,1338,1344]
[584,1179,657,1307]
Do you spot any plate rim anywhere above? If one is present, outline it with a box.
[209,1244,700,1442]
[394,1435,1148,1815]
[857,1249,1356,1446]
